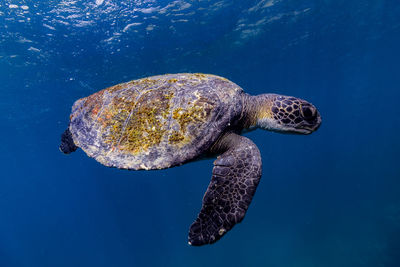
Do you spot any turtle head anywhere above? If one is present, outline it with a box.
[252,94,321,134]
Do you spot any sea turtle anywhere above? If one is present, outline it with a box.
[60,73,321,246]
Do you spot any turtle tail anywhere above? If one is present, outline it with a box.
[59,128,78,154]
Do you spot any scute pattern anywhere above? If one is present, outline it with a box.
[103,87,174,153]
[188,134,262,246]
[69,73,244,170]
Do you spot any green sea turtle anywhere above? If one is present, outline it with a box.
[60,73,321,246]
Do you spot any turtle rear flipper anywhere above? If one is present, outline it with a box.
[188,133,262,246]
[60,128,78,154]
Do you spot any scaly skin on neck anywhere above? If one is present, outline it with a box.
[240,93,276,130]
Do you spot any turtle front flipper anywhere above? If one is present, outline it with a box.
[188,133,262,246]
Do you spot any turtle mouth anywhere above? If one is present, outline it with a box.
[295,128,314,135]
[298,113,322,134]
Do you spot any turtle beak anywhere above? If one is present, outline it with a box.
[301,110,322,134]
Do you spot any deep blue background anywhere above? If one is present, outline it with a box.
[1,1,400,266]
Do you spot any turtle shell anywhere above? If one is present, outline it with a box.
[69,73,244,170]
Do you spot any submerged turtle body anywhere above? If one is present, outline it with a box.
[61,73,322,246]
[69,73,243,170]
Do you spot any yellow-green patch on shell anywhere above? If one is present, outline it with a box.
[69,73,244,170]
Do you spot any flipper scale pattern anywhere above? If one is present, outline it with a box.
[188,134,262,246]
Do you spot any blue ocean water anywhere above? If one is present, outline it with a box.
[1,0,400,266]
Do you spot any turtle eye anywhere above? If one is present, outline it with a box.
[301,105,316,121]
